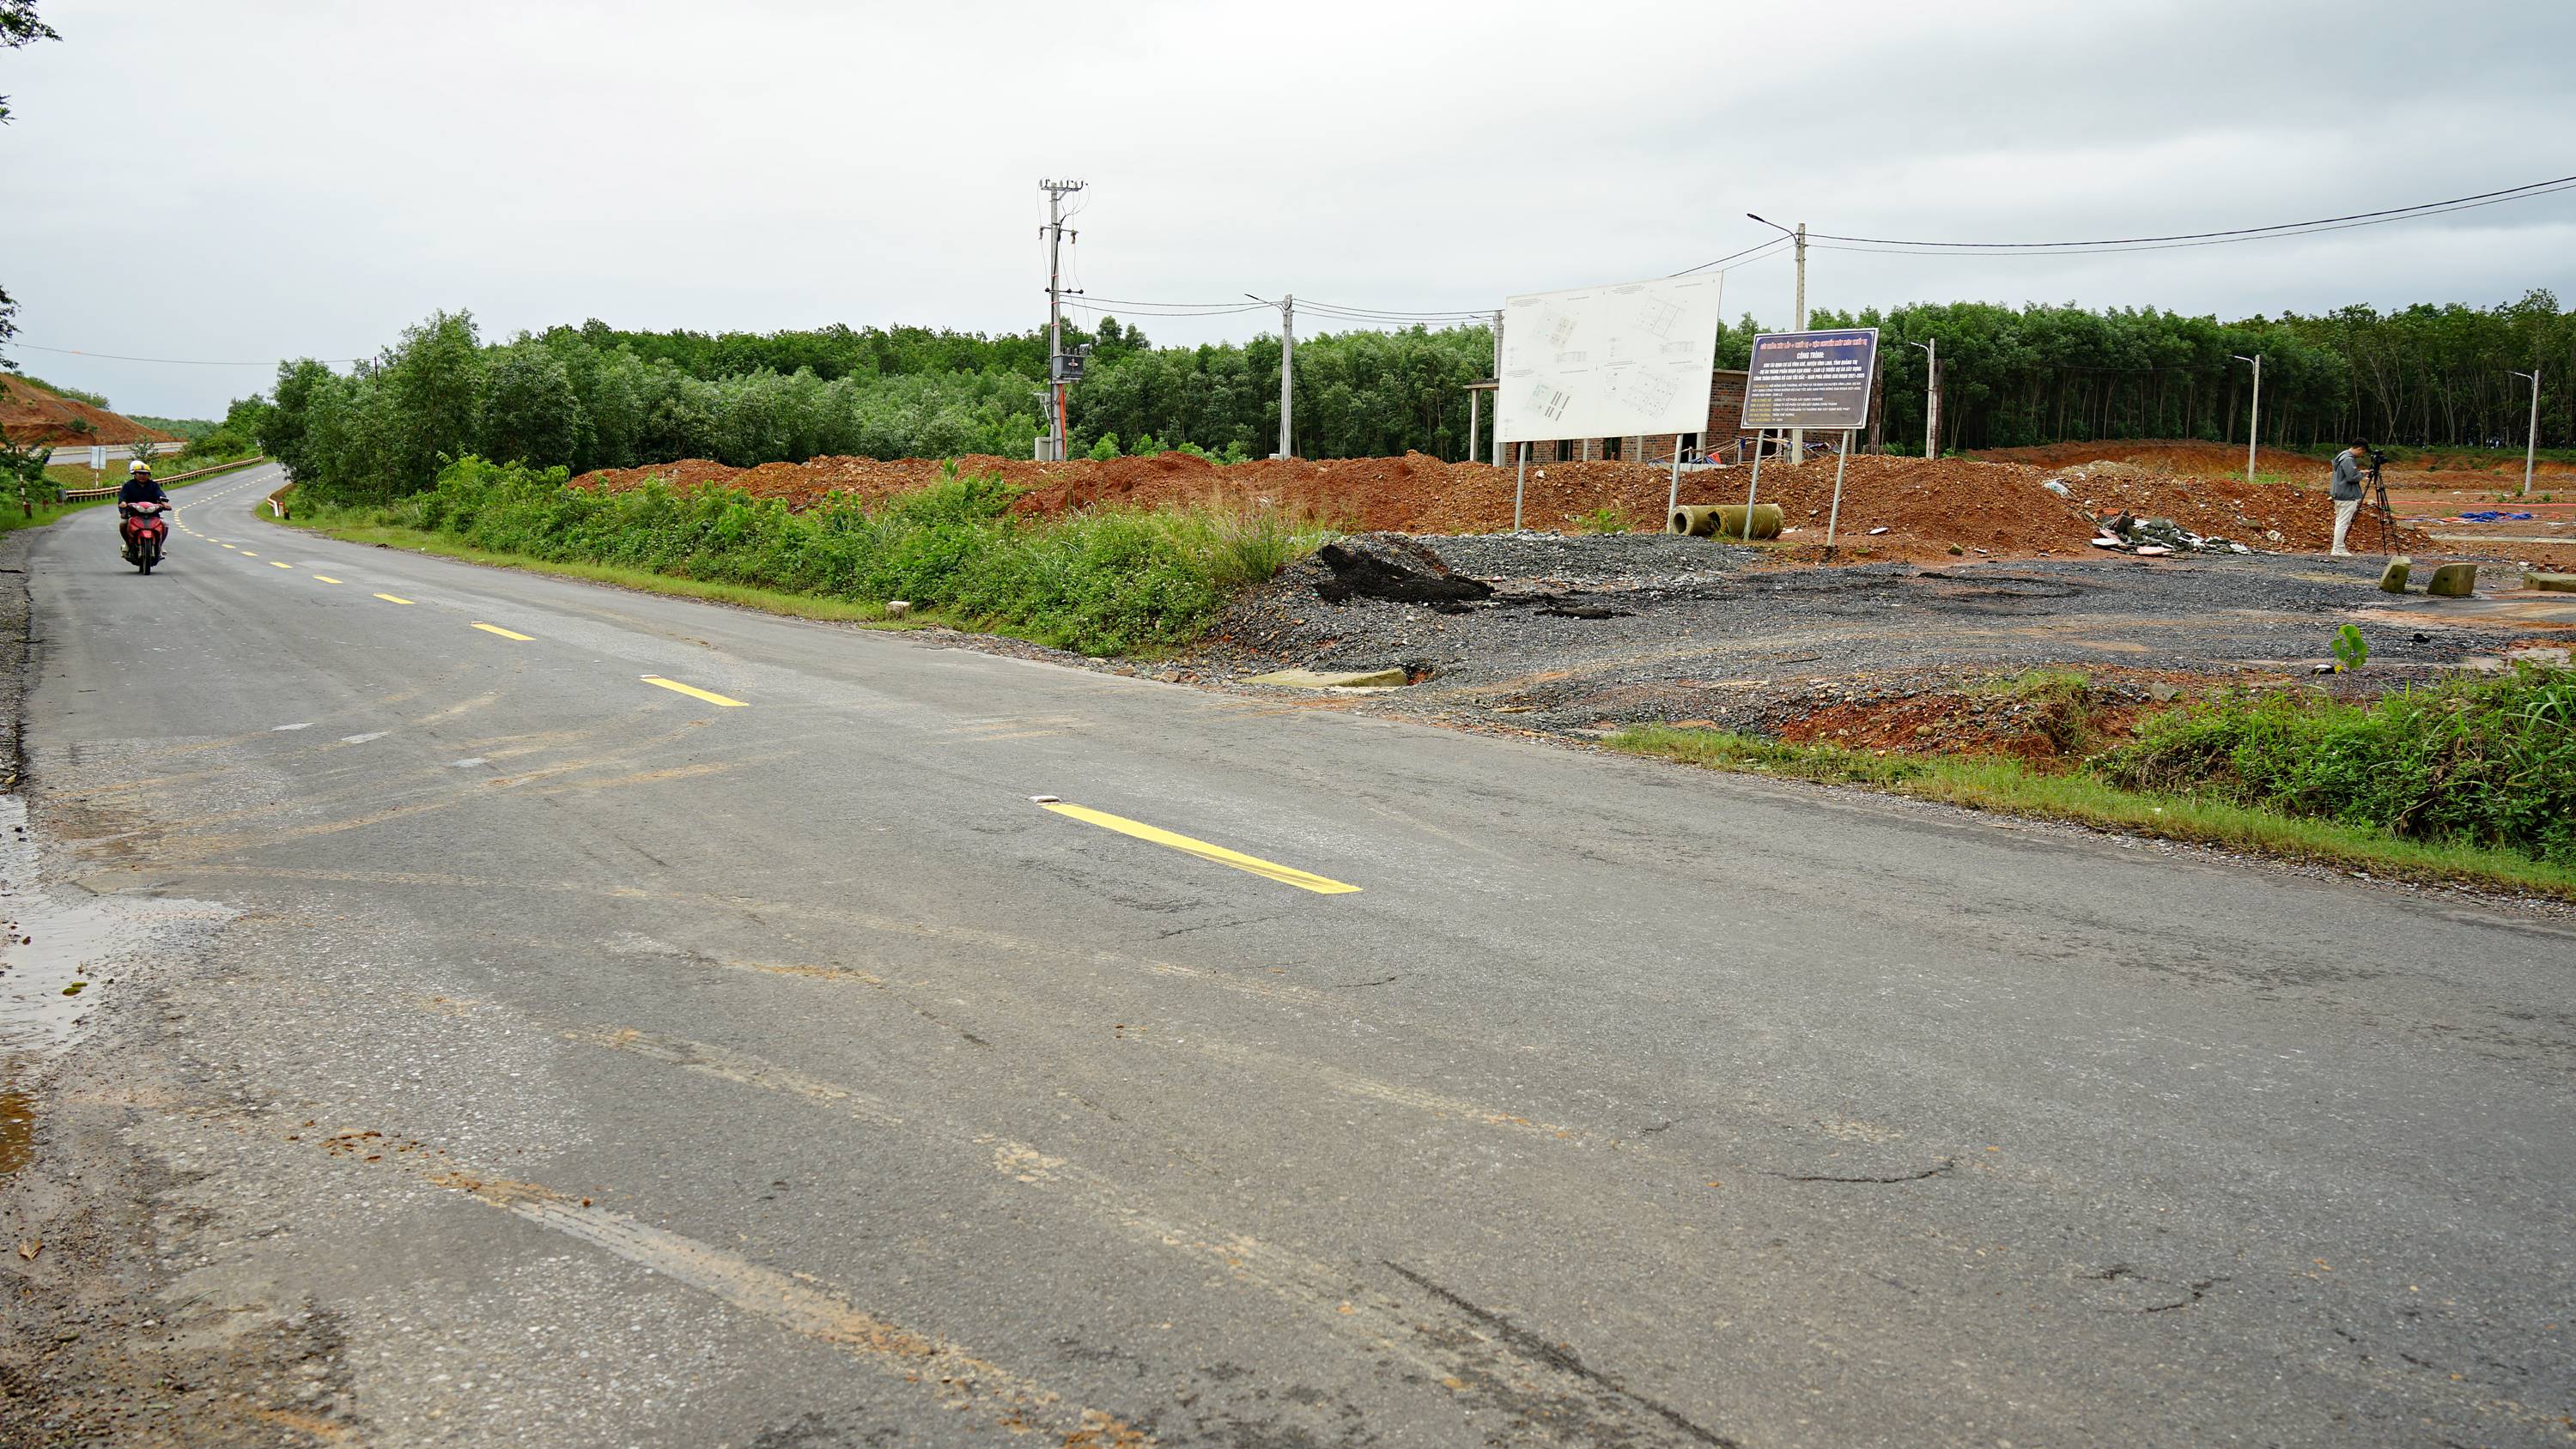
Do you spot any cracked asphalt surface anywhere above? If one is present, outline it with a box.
[2,465,2572,1446]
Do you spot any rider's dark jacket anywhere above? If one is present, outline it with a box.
[118,476,168,506]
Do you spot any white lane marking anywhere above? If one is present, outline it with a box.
[449,757,488,768]
[340,731,389,744]
[272,723,313,732]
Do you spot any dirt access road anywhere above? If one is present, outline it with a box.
[2,468,2573,1447]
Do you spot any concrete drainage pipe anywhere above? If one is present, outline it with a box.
[1669,503,1783,540]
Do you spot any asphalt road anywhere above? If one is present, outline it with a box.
[4,464,2572,1447]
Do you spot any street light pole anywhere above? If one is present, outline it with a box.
[1909,337,1938,459]
[2233,353,2262,482]
[2510,367,2542,497]
[1747,213,1809,464]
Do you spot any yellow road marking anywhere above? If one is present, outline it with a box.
[640,675,748,707]
[240,551,258,557]
[313,575,342,584]
[1040,803,1360,894]
[471,623,535,640]
[222,544,238,550]
[270,561,294,569]
[374,592,415,604]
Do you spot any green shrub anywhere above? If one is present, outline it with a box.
[2097,667,2576,864]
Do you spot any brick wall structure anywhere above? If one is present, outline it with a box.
[1522,368,1757,464]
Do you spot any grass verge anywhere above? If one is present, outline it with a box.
[270,514,908,627]
[1607,725,2576,900]
[275,456,1329,653]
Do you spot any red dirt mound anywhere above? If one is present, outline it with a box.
[0,374,179,447]
[572,447,2424,559]
[1972,439,2321,479]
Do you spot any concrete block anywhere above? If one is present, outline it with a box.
[2426,563,2478,598]
[1248,667,1408,689]
[884,599,913,619]
[2379,556,2411,592]
[2529,572,2576,594]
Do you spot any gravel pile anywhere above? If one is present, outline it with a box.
[1181,532,2496,737]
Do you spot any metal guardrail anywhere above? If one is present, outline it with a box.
[56,455,266,502]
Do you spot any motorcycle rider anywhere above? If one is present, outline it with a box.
[118,458,168,511]
[117,459,170,562]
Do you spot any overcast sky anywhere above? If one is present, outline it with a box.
[6,0,2573,417]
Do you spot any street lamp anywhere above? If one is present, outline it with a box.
[2232,353,2262,482]
[2508,367,2542,498]
[1748,214,1808,464]
[1908,338,1938,459]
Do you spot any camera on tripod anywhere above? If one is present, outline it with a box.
[2358,444,2397,549]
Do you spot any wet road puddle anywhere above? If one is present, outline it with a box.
[0,1079,29,1176]
[1,793,234,1176]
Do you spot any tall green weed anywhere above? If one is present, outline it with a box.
[2097,669,2576,865]
[373,457,1323,656]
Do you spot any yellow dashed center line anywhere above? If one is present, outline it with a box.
[240,552,258,557]
[374,593,415,604]
[640,675,748,707]
[313,575,342,584]
[270,561,295,569]
[471,623,535,640]
[222,544,238,550]
[1039,802,1361,895]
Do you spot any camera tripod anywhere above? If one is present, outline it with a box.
[2364,455,2400,553]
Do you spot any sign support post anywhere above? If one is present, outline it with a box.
[1514,443,1528,532]
[1822,429,1854,560]
[1741,432,1766,540]
[1666,434,1686,520]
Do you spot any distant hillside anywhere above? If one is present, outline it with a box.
[0,373,180,446]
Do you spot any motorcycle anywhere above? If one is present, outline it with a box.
[118,500,169,574]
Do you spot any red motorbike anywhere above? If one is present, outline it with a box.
[118,500,169,574]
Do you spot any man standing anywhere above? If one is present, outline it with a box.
[2329,439,2370,556]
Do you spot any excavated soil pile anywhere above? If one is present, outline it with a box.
[1974,440,2322,478]
[0,375,178,447]
[573,447,2412,558]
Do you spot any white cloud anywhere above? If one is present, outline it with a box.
[4,0,2570,415]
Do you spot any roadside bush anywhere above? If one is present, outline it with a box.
[371,457,1324,655]
[2096,668,2576,864]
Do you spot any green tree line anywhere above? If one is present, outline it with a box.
[1824,292,2574,454]
[253,294,2574,505]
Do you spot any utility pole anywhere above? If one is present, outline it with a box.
[1279,294,1295,458]
[1040,178,1084,462]
[1789,221,1807,464]
[1249,293,1295,457]
[2233,352,2262,482]
[1910,337,1939,458]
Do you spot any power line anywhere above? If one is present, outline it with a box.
[1803,173,2576,255]
[1297,298,1492,320]
[1669,235,1794,277]
[1071,293,1277,312]
[9,340,357,367]
[1062,299,1272,318]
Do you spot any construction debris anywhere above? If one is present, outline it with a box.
[2086,509,2253,556]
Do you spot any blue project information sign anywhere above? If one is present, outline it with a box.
[1741,328,1880,431]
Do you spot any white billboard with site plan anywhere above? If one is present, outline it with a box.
[1495,274,1726,445]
